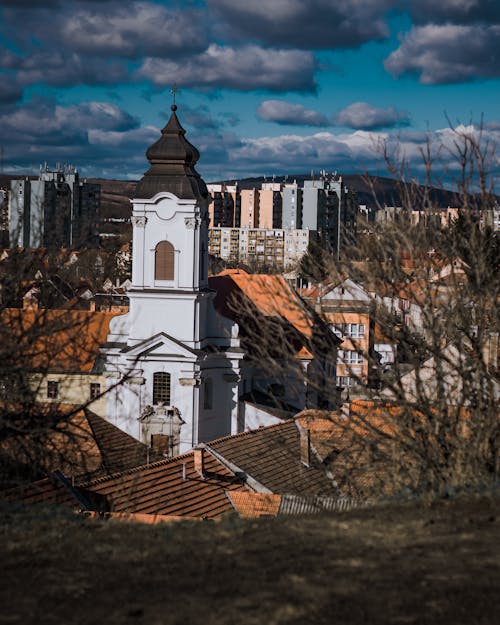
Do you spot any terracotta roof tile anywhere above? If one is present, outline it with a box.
[228,492,281,517]
[209,271,314,338]
[0,407,161,488]
[208,421,337,496]
[0,308,118,372]
[9,449,251,519]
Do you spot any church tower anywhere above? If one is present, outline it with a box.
[104,105,242,454]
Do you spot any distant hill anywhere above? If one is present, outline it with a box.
[217,174,463,210]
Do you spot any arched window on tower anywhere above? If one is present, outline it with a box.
[155,241,175,280]
[153,372,171,405]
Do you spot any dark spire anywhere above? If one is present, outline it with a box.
[135,105,208,201]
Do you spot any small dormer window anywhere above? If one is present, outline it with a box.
[155,241,174,280]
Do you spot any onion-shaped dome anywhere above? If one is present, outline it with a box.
[135,105,208,200]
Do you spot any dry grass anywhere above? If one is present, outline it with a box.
[1,493,499,625]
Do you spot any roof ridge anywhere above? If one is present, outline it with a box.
[79,449,195,487]
[208,420,296,446]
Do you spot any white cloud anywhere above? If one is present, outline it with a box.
[385,24,500,84]
[333,102,410,129]
[137,45,317,91]
[257,100,329,126]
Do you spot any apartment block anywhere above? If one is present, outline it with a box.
[9,163,100,248]
[259,183,283,229]
[209,227,311,269]
[302,174,357,257]
[282,181,302,229]
[207,183,240,227]
[240,189,259,228]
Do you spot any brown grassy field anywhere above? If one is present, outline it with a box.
[1,494,499,625]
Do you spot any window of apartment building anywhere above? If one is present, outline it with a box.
[153,372,171,405]
[47,380,59,399]
[90,382,100,400]
[333,323,365,338]
[336,376,352,387]
[338,350,364,365]
[155,241,175,280]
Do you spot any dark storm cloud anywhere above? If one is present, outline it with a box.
[0,74,22,104]
[333,102,410,130]
[58,2,207,58]
[177,105,228,130]
[257,100,329,126]
[207,0,395,49]
[137,45,318,92]
[0,98,139,146]
[385,24,500,84]
[1,1,206,59]
[1,97,153,178]
[407,0,500,25]
[0,50,129,87]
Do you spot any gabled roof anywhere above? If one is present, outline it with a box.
[8,449,250,519]
[119,331,198,360]
[85,411,160,474]
[207,420,337,496]
[209,270,315,338]
[0,408,158,485]
[318,278,371,303]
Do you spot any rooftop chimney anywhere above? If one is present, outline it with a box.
[299,426,310,467]
[193,447,205,477]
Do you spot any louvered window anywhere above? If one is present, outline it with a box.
[155,241,174,280]
[153,372,171,405]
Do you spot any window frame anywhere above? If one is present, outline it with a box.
[153,372,171,406]
[47,380,59,399]
[155,241,175,281]
[89,382,101,401]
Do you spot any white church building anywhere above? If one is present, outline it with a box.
[103,105,243,454]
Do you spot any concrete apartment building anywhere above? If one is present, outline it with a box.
[206,174,358,266]
[209,227,311,269]
[259,182,283,229]
[9,163,100,248]
[282,181,302,229]
[207,183,240,228]
[302,174,357,257]
[240,188,259,228]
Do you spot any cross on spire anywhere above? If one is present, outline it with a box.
[170,84,179,109]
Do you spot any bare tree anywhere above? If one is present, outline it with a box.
[227,127,499,499]
[0,248,125,487]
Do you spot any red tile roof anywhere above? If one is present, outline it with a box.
[0,408,158,485]
[0,308,118,372]
[10,449,250,519]
[227,492,281,518]
[209,270,314,338]
[207,420,337,496]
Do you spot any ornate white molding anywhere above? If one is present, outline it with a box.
[125,377,145,385]
[132,215,147,227]
[179,377,201,387]
[184,216,201,229]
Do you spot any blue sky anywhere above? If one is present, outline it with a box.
[0,0,499,187]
